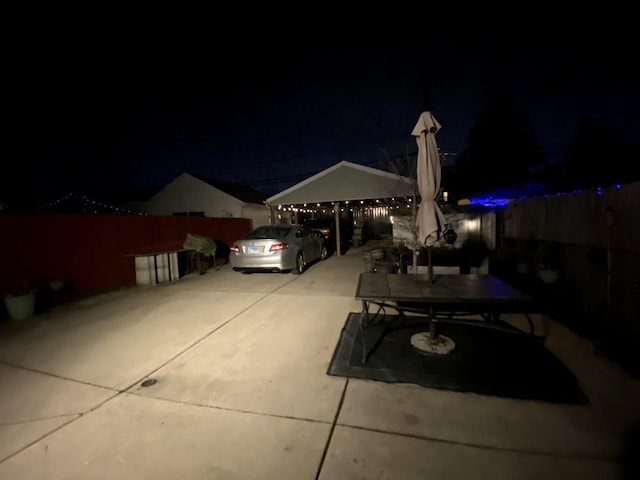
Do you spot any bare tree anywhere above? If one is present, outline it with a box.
[376,147,422,271]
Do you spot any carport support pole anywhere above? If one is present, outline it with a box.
[268,204,277,225]
[334,203,341,256]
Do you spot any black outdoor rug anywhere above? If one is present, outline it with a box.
[327,312,589,404]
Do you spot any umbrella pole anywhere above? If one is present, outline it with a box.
[412,192,417,273]
[428,245,433,283]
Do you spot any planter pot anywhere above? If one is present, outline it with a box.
[3,292,36,321]
[369,249,384,260]
[362,252,374,272]
[538,268,559,284]
[373,262,396,274]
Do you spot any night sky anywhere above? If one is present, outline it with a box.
[5,18,639,204]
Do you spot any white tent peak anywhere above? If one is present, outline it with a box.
[266,160,415,206]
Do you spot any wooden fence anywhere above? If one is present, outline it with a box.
[0,213,251,299]
[495,180,639,375]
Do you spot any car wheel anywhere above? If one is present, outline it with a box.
[293,252,305,275]
[320,245,328,260]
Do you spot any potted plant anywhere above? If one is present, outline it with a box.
[513,238,537,275]
[537,242,563,284]
[3,280,36,321]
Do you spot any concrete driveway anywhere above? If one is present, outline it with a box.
[1,247,638,479]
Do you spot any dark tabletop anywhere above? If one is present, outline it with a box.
[355,273,533,307]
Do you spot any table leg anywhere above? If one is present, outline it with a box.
[360,300,370,364]
[360,300,398,364]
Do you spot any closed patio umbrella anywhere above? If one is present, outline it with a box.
[412,111,445,281]
[410,111,455,353]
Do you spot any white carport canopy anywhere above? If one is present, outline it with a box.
[266,161,415,206]
[266,161,416,256]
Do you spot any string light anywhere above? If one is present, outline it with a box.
[36,193,146,215]
[468,182,622,207]
[278,196,416,212]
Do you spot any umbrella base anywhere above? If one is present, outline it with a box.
[410,332,456,355]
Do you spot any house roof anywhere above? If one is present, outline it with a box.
[266,161,416,206]
[188,173,269,205]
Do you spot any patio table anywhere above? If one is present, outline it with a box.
[354,273,545,364]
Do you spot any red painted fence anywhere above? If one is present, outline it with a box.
[0,213,251,297]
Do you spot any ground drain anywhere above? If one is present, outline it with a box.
[141,378,158,387]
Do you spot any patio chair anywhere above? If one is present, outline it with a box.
[183,233,218,274]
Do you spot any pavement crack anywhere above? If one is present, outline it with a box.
[122,292,277,393]
[337,423,617,463]
[315,378,349,480]
[0,361,118,392]
[0,413,80,427]
[126,391,332,426]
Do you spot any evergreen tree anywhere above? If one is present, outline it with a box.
[561,120,633,189]
[454,91,547,198]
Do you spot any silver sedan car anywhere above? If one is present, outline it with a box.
[229,224,328,274]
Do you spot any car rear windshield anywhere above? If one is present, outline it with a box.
[245,226,291,239]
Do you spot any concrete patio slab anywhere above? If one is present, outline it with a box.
[0,415,78,463]
[131,294,355,422]
[338,380,617,459]
[0,393,331,480]
[319,425,617,480]
[171,251,366,298]
[0,288,265,390]
[336,313,640,462]
[543,321,640,428]
[275,253,366,297]
[0,364,115,461]
[0,246,637,478]
[167,263,298,294]
[0,364,114,424]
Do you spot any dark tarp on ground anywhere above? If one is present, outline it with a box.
[328,312,588,405]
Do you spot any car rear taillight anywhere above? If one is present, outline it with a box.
[230,244,240,252]
[269,243,288,252]
[320,228,331,237]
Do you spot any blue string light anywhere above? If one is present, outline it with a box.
[467,181,623,207]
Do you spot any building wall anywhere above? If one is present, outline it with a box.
[241,203,271,230]
[0,213,251,299]
[144,173,244,218]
